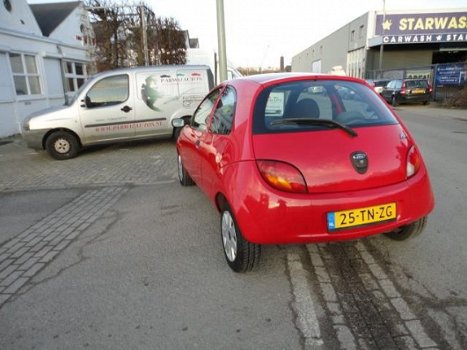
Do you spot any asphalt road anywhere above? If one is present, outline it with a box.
[367,105,467,348]
[0,105,466,349]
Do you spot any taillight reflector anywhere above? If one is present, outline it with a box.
[406,145,421,178]
[257,160,308,193]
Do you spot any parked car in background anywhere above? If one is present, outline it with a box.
[381,79,432,106]
[22,65,214,160]
[173,73,435,272]
[367,79,390,94]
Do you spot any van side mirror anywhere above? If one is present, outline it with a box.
[172,118,187,128]
[84,96,93,108]
[82,95,97,108]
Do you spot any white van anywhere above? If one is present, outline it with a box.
[22,65,214,160]
[186,48,242,83]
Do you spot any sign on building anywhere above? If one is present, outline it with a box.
[435,63,467,87]
[375,12,467,44]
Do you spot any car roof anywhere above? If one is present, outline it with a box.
[230,73,365,86]
[90,65,211,79]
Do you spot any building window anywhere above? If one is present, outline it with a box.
[351,30,355,42]
[359,25,364,38]
[9,53,41,96]
[64,61,87,93]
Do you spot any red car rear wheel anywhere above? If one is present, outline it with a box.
[384,216,427,241]
[220,204,260,272]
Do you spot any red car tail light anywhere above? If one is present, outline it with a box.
[257,160,308,193]
[400,87,407,95]
[406,145,421,178]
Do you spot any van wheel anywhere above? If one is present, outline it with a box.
[177,154,194,186]
[384,217,427,241]
[45,131,79,160]
[221,204,261,272]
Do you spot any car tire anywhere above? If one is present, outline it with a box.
[391,95,398,107]
[177,153,194,186]
[423,101,429,105]
[384,217,427,241]
[45,131,79,160]
[220,204,261,272]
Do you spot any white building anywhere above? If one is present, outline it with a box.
[0,0,94,137]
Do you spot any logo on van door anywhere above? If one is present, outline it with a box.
[141,75,162,111]
[140,72,205,111]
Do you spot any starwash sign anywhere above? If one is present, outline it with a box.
[375,12,467,44]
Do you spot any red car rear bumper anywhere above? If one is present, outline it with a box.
[221,161,434,244]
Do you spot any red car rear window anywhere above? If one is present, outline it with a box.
[253,80,398,134]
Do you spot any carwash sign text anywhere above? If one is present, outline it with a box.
[375,12,467,44]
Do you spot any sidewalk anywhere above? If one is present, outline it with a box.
[426,101,467,120]
[0,138,178,192]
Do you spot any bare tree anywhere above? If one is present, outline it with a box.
[151,17,186,65]
[85,0,129,70]
[85,0,186,70]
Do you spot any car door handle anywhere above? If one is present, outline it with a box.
[121,106,132,113]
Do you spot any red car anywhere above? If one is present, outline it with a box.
[173,74,434,272]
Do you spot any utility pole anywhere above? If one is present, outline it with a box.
[216,0,228,82]
[378,0,386,76]
[140,2,149,66]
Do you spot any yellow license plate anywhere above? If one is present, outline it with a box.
[327,203,397,231]
[412,88,425,94]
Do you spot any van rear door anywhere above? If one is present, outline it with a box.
[177,67,212,112]
[79,74,135,143]
[134,67,213,138]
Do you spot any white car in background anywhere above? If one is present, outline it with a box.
[367,79,391,94]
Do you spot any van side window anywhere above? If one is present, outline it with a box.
[191,88,220,131]
[210,86,236,135]
[85,74,129,108]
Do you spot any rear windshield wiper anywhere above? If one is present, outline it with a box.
[271,118,358,137]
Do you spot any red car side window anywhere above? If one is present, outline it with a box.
[191,89,221,131]
[210,86,236,135]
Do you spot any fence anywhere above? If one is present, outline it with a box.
[367,62,467,103]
